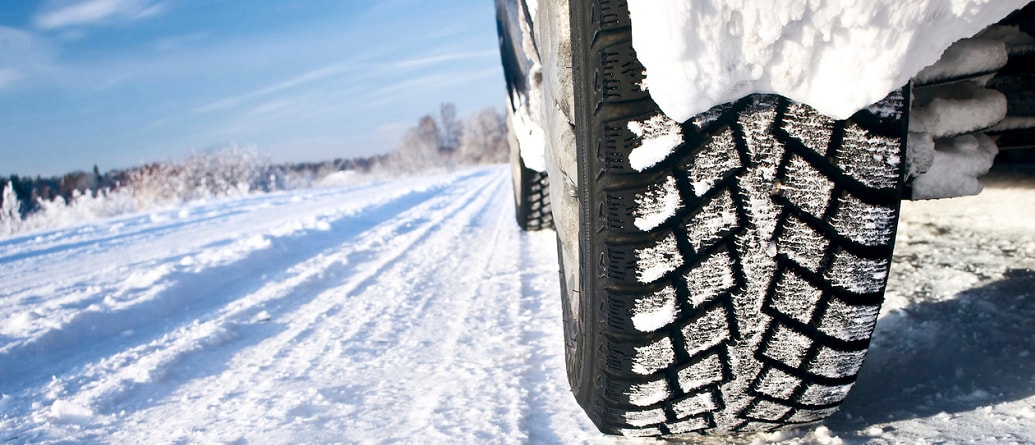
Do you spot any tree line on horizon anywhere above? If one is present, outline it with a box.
[1,104,509,223]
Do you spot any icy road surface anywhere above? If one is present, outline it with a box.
[1,165,1033,444]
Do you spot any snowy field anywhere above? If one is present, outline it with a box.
[1,165,1033,444]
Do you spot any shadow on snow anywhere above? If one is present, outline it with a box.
[828,268,1035,432]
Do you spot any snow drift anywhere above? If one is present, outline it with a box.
[627,0,1031,121]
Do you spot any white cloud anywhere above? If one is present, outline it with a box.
[393,49,499,69]
[362,67,502,109]
[152,32,207,52]
[193,64,351,114]
[0,26,55,90]
[0,69,23,89]
[34,0,165,30]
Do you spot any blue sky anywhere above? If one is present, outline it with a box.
[0,0,506,177]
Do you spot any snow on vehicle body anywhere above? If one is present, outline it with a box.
[497,0,1034,437]
[627,0,1027,121]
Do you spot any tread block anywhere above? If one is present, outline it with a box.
[798,382,855,406]
[623,408,666,427]
[605,192,634,232]
[829,192,896,247]
[836,122,902,190]
[817,297,880,342]
[627,114,683,171]
[762,324,813,368]
[807,346,867,379]
[825,248,889,295]
[768,269,824,326]
[666,416,711,434]
[861,88,907,122]
[673,391,720,420]
[630,336,676,376]
[597,0,631,31]
[739,96,783,164]
[628,175,682,232]
[746,400,793,422]
[681,127,742,197]
[753,367,803,400]
[782,102,836,157]
[690,102,737,131]
[780,154,835,218]
[685,187,740,254]
[619,426,663,437]
[599,112,682,174]
[629,285,681,333]
[777,215,830,274]
[680,305,732,357]
[633,232,684,283]
[683,249,737,309]
[624,377,671,407]
[600,121,639,174]
[603,241,641,283]
[787,407,840,424]
[738,421,782,432]
[676,352,726,393]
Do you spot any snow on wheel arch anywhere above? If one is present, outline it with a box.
[627,0,1032,121]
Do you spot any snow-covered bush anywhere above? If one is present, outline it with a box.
[1,105,510,238]
[19,189,137,234]
[1,182,23,236]
[1,145,269,237]
[180,145,265,200]
[125,162,183,208]
[123,144,267,207]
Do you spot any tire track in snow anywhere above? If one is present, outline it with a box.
[71,170,506,418]
[1,166,606,444]
[0,171,488,396]
[4,169,506,437]
[104,167,542,445]
[0,179,424,307]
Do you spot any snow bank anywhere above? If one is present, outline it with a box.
[627,0,1030,121]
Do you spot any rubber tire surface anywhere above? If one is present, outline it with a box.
[512,155,554,231]
[565,0,908,436]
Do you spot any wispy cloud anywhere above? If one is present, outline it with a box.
[0,69,23,89]
[0,26,56,90]
[362,67,502,109]
[393,49,499,69]
[152,32,207,52]
[193,64,352,114]
[34,0,165,30]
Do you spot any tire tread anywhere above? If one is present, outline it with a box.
[567,0,907,435]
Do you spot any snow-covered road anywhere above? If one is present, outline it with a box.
[1,165,1033,444]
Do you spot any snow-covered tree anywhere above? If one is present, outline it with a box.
[438,103,462,153]
[1,181,22,235]
[386,115,444,173]
[458,107,508,164]
[181,145,265,200]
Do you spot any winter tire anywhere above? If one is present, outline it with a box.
[511,151,554,231]
[497,0,555,232]
[564,0,908,436]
